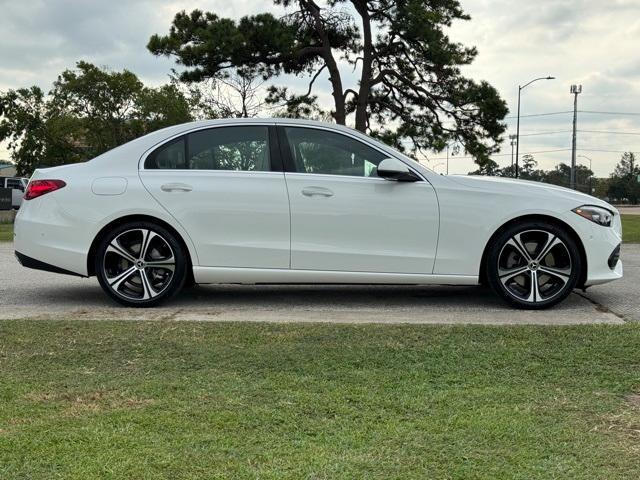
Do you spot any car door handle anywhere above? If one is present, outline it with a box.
[161,183,192,192]
[301,186,334,197]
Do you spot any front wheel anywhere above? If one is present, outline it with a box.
[486,221,582,309]
[95,222,188,307]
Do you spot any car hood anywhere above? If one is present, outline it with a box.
[446,175,617,212]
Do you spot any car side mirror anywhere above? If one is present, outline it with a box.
[377,158,420,182]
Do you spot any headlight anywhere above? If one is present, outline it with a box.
[572,205,613,227]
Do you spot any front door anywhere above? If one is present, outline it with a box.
[279,126,439,274]
[139,125,290,269]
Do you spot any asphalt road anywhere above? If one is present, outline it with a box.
[0,242,637,324]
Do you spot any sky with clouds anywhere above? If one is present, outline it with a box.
[1,0,639,176]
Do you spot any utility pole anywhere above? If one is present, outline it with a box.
[509,135,517,174]
[570,84,582,190]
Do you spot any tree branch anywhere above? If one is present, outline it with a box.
[304,64,327,97]
[344,89,358,101]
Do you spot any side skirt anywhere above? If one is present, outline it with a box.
[193,266,479,286]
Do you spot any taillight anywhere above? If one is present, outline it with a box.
[24,180,67,200]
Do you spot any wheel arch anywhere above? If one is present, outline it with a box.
[479,214,588,288]
[87,214,194,278]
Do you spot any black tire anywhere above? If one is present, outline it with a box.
[486,220,582,309]
[95,221,188,307]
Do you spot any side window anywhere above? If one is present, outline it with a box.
[144,126,271,171]
[7,179,24,191]
[283,127,387,177]
[145,137,186,169]
[187,126,270,171]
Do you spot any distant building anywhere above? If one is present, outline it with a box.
[0,163,17,178]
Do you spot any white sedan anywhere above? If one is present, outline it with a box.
[14,119,622,309]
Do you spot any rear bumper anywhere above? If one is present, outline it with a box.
[14,251,85,277]
[13,196,92,276]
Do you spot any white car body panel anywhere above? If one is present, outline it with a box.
[13,118,623,291]
[430,174,623,285]
[193,266,477,285]
[284,172,439,274]
[140,170,290,269]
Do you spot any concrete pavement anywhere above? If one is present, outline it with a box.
[579,244,640,322]
[617,206,640,215]
[1,242,637,325]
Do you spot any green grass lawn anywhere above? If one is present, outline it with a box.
[622,214,640,243]
[1,321,640,479]
[0,222,13,242]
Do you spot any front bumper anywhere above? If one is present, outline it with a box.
[560,210,623,287]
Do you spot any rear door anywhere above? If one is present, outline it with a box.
[139,125,290,269]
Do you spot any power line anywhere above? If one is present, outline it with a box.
[504,110,640,121]
[427,148,571,161]
[508,129,640,139]
[505,111,573,119]
[578,110,640,116]
[517,130,571,136]
[427,147,640,161]
[577,148,640,154]
[577,129,640,136]
[405,109,640,128]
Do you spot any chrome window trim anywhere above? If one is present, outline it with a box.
[276,123,426,182]
[139,123,274,172]
[138,120,426,182]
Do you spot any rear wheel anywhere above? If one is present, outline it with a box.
[486,221,581,309]
[95,222,188,307]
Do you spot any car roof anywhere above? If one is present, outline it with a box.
[86,117,438,182]
[157,117,363,136]
[123,117,384,160]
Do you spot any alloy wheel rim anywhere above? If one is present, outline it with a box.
[103,228,175,301]
[497,229,572,303]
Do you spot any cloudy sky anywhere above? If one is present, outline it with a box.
[1,0,639,176]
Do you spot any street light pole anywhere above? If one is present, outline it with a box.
[515,76,555,179]
[570,84,583,190]
[509,135,517,173]
[578,154,593,194]
[446,145,449,175]
[515,91,521,178]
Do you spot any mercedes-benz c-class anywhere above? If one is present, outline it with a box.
[14,119,623,309]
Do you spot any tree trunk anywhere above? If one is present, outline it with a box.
[354,0,372,132]
[325,54,346,125]
[300,0,346,125]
